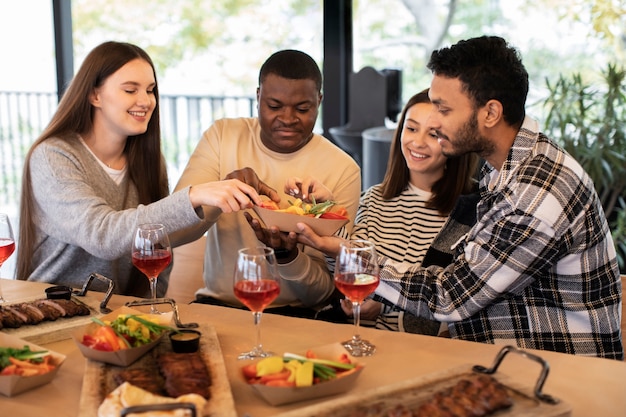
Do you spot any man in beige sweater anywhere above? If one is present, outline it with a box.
[174,49,361,317]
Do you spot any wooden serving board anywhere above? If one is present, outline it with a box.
[1,295,102,344]
[273,364,571,417]
[78,323,237,417]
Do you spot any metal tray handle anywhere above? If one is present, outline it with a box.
[120,401,197,417]
[72,272,115,314]
[125,297,199,329]
[473,345,559,404]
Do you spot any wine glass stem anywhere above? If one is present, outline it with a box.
[0,262,4,302]
[352,301,362,342]
[149,276,158,314]
[253,311,263,352]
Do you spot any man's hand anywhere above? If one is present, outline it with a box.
[284,176,334,202]
[243,212,299,263]
[225,167,281,203]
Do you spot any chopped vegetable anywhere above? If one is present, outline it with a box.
[256,356,284,376]
[82,314,177,351]
[0,346,49,371]
[242,351,358,388]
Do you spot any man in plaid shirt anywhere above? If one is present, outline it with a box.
[373,36,623,359]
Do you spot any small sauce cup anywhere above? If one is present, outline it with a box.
[45,285,72,300]
[169,329,201,353]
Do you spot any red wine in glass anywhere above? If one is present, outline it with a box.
[131,224,172,314]
[0,214,16,303]
[233,247,280,360]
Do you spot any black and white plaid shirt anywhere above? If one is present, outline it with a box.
[375,117,623,359]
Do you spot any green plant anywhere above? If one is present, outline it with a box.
[542,63,626,272]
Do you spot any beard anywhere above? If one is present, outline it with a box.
[437,110,494,159]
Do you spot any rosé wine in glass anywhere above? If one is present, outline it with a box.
[233,247,280,360]
[234,279,280,312]
[131,224,172,314]
[334,240,380,357]
[0,214,16,303]
[334,273,379,304]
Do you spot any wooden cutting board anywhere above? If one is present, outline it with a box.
[1,295,102,344]
[78,323,237,417]
[273,364,571,417]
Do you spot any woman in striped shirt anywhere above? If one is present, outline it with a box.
[296,89,480,334]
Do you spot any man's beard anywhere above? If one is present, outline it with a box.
[438,110,494,158]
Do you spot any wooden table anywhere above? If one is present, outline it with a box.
[1,278,625,417]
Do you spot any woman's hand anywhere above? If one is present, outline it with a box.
[189,179,263,213]
[294,222,342,258]
[285,176,334,202]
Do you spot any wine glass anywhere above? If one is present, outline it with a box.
[0,213,16,303]
[233,246,281,360]
[131,223,172,314]
[334,239,380,357]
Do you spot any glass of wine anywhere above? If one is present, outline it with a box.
[233,246,281,360]
[334,239,380,357]
[0,213,16,303]
[131,223,172,314]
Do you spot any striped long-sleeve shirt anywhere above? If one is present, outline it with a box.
[374,117,623,359]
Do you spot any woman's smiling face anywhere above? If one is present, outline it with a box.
[400,101,448,190]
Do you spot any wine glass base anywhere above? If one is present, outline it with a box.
[342,339,376,357]
[237,349,275,360]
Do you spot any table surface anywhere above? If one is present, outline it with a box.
[1,278,625,417]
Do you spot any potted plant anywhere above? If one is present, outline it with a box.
[542,63,626,273]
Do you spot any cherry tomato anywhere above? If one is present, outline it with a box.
[242,363,258,380]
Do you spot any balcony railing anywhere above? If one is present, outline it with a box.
[0,91,256,212]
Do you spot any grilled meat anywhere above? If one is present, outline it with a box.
[113,368,165,396]
[348,374,512,417]
[413,374,512,417]
[0,305,27,328]
[0,297,91,329]
[159,352,212,399]
[46,298,91,316]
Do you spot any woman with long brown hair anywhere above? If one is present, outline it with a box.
[17,41,263,297]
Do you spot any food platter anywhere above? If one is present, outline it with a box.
[272,346,572,417]
[272,364,571,417]
[0,295,102,345]
[78,323,236,417]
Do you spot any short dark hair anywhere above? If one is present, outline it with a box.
[427,36,528,127]
[259,49,322,92]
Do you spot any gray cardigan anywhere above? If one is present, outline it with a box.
[24,135,203,297]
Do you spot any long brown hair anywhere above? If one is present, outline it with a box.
[379,88,479,215]
[17,41,169,280]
